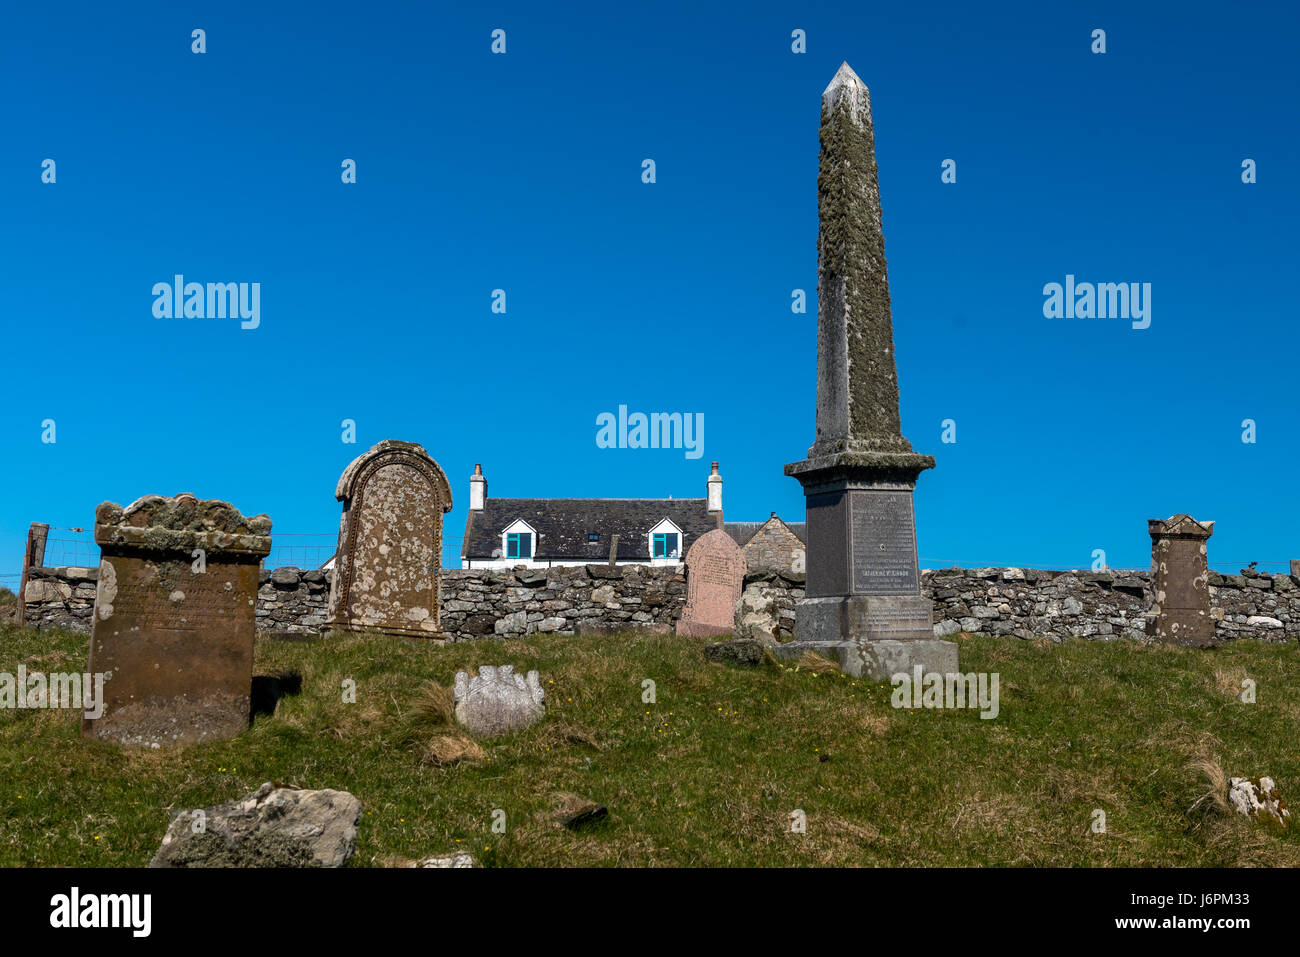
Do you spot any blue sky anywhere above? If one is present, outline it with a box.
[1,0,1296,584]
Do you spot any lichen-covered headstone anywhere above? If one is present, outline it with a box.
[84,493,271,747]
[327,440,453,637]
[453,665,545,737]
[675,529,745,638]
[1146,514,1215,646]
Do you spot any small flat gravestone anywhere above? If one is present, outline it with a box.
[327,440,453,637]
[85,493,271,747]
[1146,514,1215,647]
[675,528,745,638]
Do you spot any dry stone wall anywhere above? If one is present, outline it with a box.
[19,564,1300,644]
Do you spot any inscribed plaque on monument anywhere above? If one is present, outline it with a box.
[676,529,745,638]
[850,490,920,596]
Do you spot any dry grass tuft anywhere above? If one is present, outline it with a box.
[1212,667,1249,699]
[423,733,485,766]
[543,721,602,750]
[1186,734,1230,817]
[797,650,841,674]
[410,681,457,730]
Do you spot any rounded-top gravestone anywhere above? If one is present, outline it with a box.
[676,528,745,638]
[326,440,452,638]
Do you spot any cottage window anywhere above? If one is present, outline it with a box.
[507,531,532,559]
[652,532,679,559]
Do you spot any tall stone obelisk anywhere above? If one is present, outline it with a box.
[780,62,956,680]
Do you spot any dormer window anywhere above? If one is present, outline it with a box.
[652,531,680,559]
[647,517,684,562]
[501,518,538,563]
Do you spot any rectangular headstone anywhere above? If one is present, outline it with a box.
[676,529,745,638]
[85,494,271,747]
[1146,514,1215,647]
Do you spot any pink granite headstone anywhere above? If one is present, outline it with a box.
[675,529,745,638]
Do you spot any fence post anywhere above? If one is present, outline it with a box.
[16,522,51,627]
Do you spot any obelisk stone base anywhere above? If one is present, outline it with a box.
[770,637,958,681]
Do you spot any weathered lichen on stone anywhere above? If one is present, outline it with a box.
[94,493,272,556]
[789,61,933,473]
[149,782,363,867]
[453,664,545,737]
[85,493,271,747]
[1228,776,1290,829]
[1147,514,1216,646]
[326,439,453,638]
[779,63,948,680]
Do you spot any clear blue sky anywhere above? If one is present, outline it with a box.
[2,0,1296,584]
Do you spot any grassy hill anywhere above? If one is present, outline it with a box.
[1,622,1297,866]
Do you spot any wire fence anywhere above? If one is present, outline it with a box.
[18,529,468,574]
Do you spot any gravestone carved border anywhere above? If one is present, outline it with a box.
[328,440,452,638]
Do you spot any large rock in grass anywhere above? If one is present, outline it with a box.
[454,665,545,737]
[149,782,362,867]
[705,639,766,667]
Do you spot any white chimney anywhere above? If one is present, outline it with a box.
[469,463,487,511]
[707,461,722,512]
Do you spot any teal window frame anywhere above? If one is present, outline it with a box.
[652,532,679,559]
[507,531,532,559]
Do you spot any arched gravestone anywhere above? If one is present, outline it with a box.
[676,528,745,638]
[326,440,452,638]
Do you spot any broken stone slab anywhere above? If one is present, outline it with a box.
[1228,776,1290,829]
[149,782,363,868]
[550,793,608,829]
[453,665,545,737]
[415,853,477,868]
[705,639,767,667]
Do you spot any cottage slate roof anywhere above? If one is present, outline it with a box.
[462,498,720,561]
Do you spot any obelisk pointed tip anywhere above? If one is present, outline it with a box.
[829,61,863,87]
[822,61,870,117]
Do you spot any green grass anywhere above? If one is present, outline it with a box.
[1,622,1298,866]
